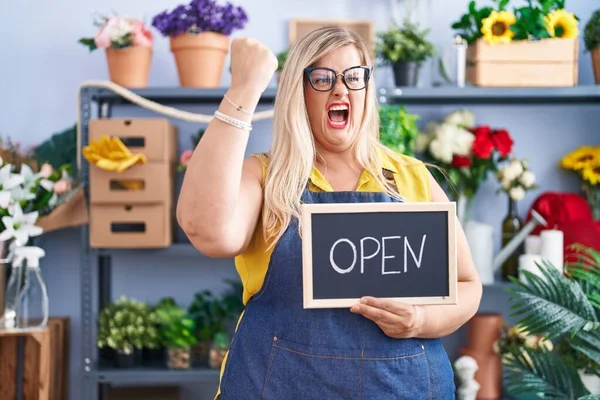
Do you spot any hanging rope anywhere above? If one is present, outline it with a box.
[76,80,275,170]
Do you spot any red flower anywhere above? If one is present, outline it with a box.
[471,125,491,137]
[472,133,494,159]
[491,129,514,157]
[452,155,472,168]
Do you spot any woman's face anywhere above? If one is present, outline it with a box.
[304,45,368,154]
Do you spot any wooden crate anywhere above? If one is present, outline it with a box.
[466,38,578,87]
[0,317,70,400]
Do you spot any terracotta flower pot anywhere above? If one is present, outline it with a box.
[105,46,152,88]
[170,32,230,88]
[592,48,600,85]
[466,313,503,354]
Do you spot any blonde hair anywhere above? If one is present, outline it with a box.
[262,26,403,247]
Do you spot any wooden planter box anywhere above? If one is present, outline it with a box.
[466,38,578,87]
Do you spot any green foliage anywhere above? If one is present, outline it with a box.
[276,49,288,71]
[97,296,160,353]
[188,280,244,342]
[451,0,497,44]
[376,19,436,64]
[31,124,78,176]
[154,300,197,349]
[584,9,600,51]
[378,105,420,156]
[79,38,97,52]
[502,245,600,397]
[191,128,205,148]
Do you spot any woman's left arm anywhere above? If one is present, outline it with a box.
[350,169,483,339]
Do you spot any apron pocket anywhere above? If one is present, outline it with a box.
[262,336,363,400]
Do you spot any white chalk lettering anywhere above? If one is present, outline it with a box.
[330,238,356,274]
[404,235,427,272]
[360,237,381,274]
[382,236,402,275]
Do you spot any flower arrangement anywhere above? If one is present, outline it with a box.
[0,138,75,246]
[416,109,514,200]
[79,13,153,52]
[451,0,579,45]
[97,296,160,358]
[151,0,248,37]
[496,157,536,201]
[560,146,600,220]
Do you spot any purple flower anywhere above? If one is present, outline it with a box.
[151,0,248,37]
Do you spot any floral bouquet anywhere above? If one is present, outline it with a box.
[560,145,600,220]
[0,138,75,247]
[79,13,153,52]
[417,109,514,202]
[496,157,536,201]
[451,0,579,45]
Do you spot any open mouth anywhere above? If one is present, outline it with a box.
[327,103,349,129]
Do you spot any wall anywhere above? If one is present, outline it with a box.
[3,0,600,399]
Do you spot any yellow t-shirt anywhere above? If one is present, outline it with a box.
[215,149,431,399]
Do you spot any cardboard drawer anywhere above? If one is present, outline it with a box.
[89,162,172,205]
[89,118,178,162]
[90,204,172,248]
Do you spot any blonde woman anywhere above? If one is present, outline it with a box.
[178,27,482,399]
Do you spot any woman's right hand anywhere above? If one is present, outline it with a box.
[229,37,278,94]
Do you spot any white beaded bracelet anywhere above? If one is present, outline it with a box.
[213,110,252,132]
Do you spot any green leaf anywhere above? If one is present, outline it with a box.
[79,38,97,52]
[570,330,600,367]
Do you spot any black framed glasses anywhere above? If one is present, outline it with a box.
[304,66,372,92]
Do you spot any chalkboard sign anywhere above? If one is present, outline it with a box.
[301,202,457,309]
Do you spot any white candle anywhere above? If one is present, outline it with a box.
[525,235,542,255]
[540,229,564,274]
[465,221,494,285]
[519,254,544,284]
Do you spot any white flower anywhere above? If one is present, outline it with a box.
[502,160,524,182]
[0,203,43,246]
[18,164,54,193]
[0,164,24,208]
[509,186,526,201]
[429,137,454,163]
[106,16,134,41]
[501,178,512,190]
[520,170,535,188]
[10,187,36,203]
[443,109,475,129]
[452,127,475,156]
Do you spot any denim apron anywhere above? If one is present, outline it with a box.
[217,182,456,399]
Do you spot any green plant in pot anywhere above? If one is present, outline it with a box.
[154,302,197,369]
[376,19,436,87]
[501,243,600,398]
[584,9,600,84]
[378,105,420,156]
[97,296,160,368]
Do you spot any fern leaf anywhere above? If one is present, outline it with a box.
[507,261,599,339]
[570,330,600,367]
[503,347,589,399]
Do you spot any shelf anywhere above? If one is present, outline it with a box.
[98,243,207,258]
[90,85,600,105]
[95,364,220,384]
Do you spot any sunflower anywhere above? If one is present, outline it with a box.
[582,161,600,186]
[560,146,600,171]
[545,9,579,39]
[481,10,516,44]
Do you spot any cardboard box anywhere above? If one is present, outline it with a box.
[90,203,173,248]
[90,163,173,205]
[89,118,178,162]
[466,38,578,87]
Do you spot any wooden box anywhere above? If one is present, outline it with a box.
[89,118,178,162]
[89,163,173,205]
[466,38,578,87]
[289,19,374,55]
[90,203,173,248]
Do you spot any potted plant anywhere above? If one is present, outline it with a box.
[79,13,153,88]
[451,0,580,87]
[154,301,197,369]
[151,0,248,88]
[97,296,160,368]
[376,18,436,86]
[499,243,600,397]
[378,105,420,156]
[584,9,600,84]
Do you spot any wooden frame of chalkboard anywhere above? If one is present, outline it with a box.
[301,202,457,309]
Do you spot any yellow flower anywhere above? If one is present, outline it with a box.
[545,9,579,39]
[481,10,516,44]
[560,146,600,171]
[582,161,600,185]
